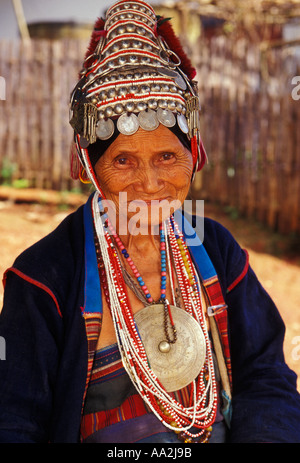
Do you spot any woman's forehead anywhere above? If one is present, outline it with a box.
[105,125,188,155]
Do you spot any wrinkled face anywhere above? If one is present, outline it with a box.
[94,124,193,233]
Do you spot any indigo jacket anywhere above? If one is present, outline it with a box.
[1,199,300,443]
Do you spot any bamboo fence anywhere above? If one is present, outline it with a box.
[192,36,300,234]
[0,37,299,233]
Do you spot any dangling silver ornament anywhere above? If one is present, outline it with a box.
[96,118,115,140]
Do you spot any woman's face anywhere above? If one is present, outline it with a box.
[94,124,193,233]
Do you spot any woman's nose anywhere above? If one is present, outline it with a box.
[134,166,164,194]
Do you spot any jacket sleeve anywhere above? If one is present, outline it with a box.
[202,217,300,442]
[226,265,300,443]
[0,270,63,443]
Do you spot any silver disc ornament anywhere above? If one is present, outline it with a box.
[96,118,115,140]
[117,113,139,135]
[134,304,206,392]
[138,109,159,131]
[157,108,176,128]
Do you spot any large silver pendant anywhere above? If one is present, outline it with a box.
[134,304,206,392]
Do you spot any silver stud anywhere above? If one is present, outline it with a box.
[99,91,107,101]
[125,102,135,112]
[136,102,147,112]
[148,99,158,110]
[158,99,168,109]
[118,56,127,65]
[104,106,114,118]
[127,85,138,94]
[129,55,137,63]
[168,101,177,111]
[119,87,127,96]
[107,88,117,98]
[111,43,120,53]
[121,40,130,49]
[133,40,142,49]
[117,26,126,34]
[114,104,124,114]
[141,85,150,94]
[126,24,136,33]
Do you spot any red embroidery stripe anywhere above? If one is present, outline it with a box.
[227,249,249,293]
[3,267,62,317]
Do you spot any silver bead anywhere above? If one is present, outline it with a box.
[125,102,135,112]
[119,87,127,96]
[99,91,107,101]
[141,85,150,93]
[158,99,168,109]
[118,56,127,65]
[114,104,124,114]
[127,85,138,94]
[133,40,142,49]
[129,55,137,63]
[104,106,114,117]
[111,43,120,53]
[126,24,136,33]
[168,101,176,111]
[136,102,147,112]
[158,341,171,353]
[107,88,117,98]
[117,26,126,34]
[148,99,158,110]
[121,40,130,49]
[151,84,161,92]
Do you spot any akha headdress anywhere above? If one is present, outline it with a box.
[69,0,207,187]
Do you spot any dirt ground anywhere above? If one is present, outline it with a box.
[0,188,300,391]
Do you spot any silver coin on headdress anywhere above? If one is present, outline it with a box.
[96,118,115,140]
[138,109,159,131]
[174,73,187,90]
[157,108,176,128]
[177,113,189,134]
[156,66,178,79]
[117,113,139,135]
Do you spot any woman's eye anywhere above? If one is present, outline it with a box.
[161,153,175,162]
[114,156,129,167]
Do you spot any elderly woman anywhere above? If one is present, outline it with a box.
[1,0,300,444]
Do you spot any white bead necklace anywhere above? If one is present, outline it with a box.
[92,192,218,439]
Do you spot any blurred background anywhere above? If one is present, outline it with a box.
[0,0,300,388]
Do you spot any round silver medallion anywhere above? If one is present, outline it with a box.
[117,113,139,135]
[96,118,115,140]
[177,113,189,134]
[138,109,159,131]
[134,304,206,392]
[157,108,176,128]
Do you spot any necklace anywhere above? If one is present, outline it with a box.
[92,192,217,441]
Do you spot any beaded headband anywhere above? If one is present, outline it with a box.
[69,0,207,185]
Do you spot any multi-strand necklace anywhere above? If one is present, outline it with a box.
[92,192,217,442]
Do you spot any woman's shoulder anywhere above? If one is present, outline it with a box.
[202,216,249,293]
[8,204,85,288]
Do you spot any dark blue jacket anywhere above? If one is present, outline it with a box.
[0,202,300,443]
